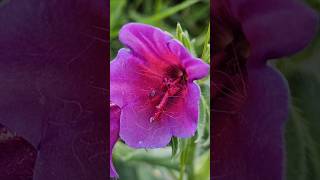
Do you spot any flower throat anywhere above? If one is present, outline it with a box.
[149,65,187,123]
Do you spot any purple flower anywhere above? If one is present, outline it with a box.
[212,0,318,179]
[0,0,107,179]
[111,23,209,148]
[110,103,120,178]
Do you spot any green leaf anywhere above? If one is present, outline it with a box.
[174,23,197,56]
[201,24,210,63]
[170,137,179,159]
[179,137,197,180]
[195,90,210,145]
[176,23,184,42]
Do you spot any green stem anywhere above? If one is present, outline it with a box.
[179,137,197,180]
[186,138,196,180]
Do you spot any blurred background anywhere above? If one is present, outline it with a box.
[110,0,210,180]
[110,0,210,59]
[276,0,320,179]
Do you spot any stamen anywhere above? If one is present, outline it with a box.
[148,66,187,123]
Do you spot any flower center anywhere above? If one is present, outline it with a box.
[149,65,187,123]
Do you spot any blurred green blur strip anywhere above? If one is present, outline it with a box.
[277,1,320,179]
[110,0,210,59]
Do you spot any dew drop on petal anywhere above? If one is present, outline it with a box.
[149,90,156,97]
[149,117,155,123]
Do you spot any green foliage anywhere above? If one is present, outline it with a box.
[201,24,210,63]
[276,3,320,177]
[129,0,199,25]
[305,0,320,11]
[0,0,10,6]
[281,70,320,180]
[111,1,210,180]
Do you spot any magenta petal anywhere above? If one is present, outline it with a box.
[119,83,200,148]
[167,38,192,61]
[119,23,192,65]
[165,83,200,137]
[120,103,172,148]
[213,67,288,179]
[110,103,120,178]
[183,58,210,81]
[227,0,319,62]
[110,48,163,107]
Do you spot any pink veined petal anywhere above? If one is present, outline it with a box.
[213,66,289,180]
[110,48,164,108]
[110,103,120,178]
[226,0,319,63]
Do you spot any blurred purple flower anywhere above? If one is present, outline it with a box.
[212,0,318,179]
[0,125,37,178]
[111,23,209,148]
[110,103,120,178]
[0,0,107,179]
